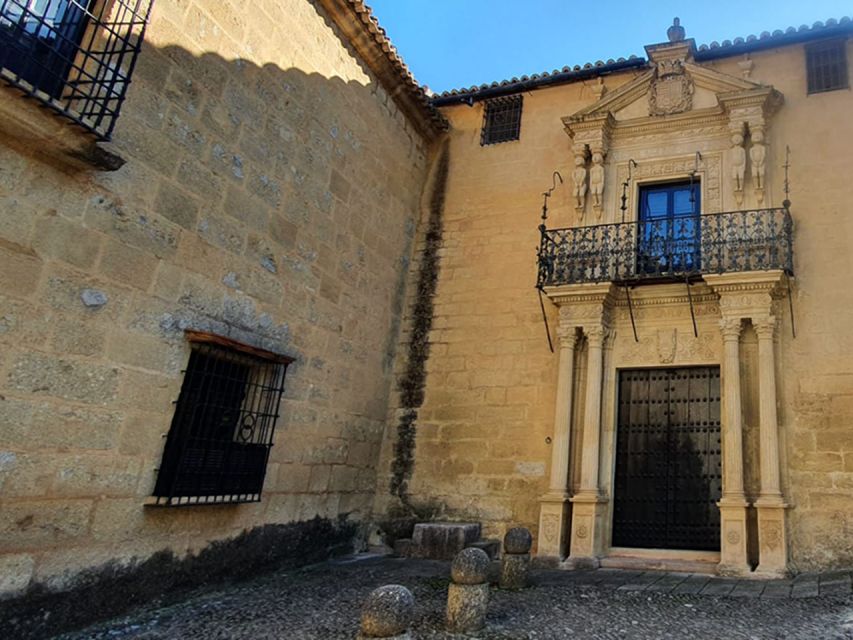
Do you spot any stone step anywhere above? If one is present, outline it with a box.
[467,538,501,560]
[599,554,719,574]
[410,522,481,560]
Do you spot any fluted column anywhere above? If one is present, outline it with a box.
[568,324,609,566]
[538,326,578,561]
[548,327,578,495]
[717,317,750,575]
[754,315,790,576]
[578,325,606,495]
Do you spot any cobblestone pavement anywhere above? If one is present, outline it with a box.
[59,556,853,640]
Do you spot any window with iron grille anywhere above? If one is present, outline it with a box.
[151,332,293,507]
[806,39,849,94]
[481,94,522,145]
[0,0,153,139]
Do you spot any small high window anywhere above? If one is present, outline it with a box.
[481,94,522,145]
[806,39,849,94]
[0,0,153,139]
[151,332,293,507]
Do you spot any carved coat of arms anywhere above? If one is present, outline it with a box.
[648,59,694,116]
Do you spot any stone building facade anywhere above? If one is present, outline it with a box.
[0,0,852,631]
[374,17,853,578]
[0,0,444,622]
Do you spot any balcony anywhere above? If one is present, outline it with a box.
[536,208,793,288]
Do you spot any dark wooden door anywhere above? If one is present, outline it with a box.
[612,367,722,551]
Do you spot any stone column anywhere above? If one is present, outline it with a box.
[753,315,789,577]
[568,324,608,566]
[537,326,578,562]
[717,317,750,575]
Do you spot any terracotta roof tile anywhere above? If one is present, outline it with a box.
[431,16,852,104]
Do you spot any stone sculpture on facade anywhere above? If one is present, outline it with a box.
[446,548,490,633]
[359,584,415,639]
[648,57,694,116]
[751,128,767,203]
[500,527,532,589]
[731,132,746,205]
[572,151,588,215]
[589,151,605,216]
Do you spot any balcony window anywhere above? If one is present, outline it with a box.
[151,332,293,507]
[0,0,153,139]
[638,181,700,277]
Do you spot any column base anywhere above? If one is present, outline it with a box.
[717,498,751,576]
[537,493,571,561]
[568,493,608,561]
[755,498,790,578]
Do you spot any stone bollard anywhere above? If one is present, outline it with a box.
[446,547,490,633]
[359,584,415,639]
[500,526,532,590]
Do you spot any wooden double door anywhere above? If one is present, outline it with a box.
[612,367,722,551]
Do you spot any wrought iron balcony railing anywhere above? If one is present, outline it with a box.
[537,207,793,288]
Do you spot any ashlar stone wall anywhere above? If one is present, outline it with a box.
[0,0,429,596]
[375,39,853,572]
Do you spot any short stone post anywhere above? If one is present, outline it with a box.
[500,527,532,589]
[446,547,490,633]
[359,584,414,639]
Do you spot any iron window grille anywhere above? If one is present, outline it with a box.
[481,94,522,145]
[0,0,153,140]
[151,332,293,507]
[806,39,849,94]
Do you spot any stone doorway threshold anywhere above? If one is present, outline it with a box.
[599,547,721,574]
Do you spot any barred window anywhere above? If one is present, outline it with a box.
[481,94,522,146]
[151,332,293,507]
[806,39,849,94]
[0,0,153,139]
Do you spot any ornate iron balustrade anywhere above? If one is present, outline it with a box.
[537,207,793,287]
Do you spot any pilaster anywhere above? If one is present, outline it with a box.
[753,314,790,577]
[705,270,787,576]
[543,283,615,567]
[538,325,578,561]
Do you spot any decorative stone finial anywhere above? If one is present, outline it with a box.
[667,17,686,42]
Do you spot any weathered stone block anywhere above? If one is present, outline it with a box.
[6,354,119,404]
[411,522,481,560]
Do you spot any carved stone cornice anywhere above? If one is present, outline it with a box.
[705,270,785,320]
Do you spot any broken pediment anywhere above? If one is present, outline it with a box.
[565,42,779,129]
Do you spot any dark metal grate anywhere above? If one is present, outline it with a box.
[481,94,522,145]
[806,39,849,94]
[537,207,794,287]
[151,336,292,507]
[0,0,153,139]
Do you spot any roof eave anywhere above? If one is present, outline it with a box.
[430,57,648,107]
[316,0,448,141]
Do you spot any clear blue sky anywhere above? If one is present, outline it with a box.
[367,0,852,93]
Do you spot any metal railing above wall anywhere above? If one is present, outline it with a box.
[536,207,794,288]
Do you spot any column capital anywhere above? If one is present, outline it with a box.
[719,317,743,340]
[585,324,610,347]
[556,325,579,349]
[753,314,777,339]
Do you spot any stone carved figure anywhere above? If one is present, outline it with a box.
[750,129,767,202]
[731,133,746,205]
[589,152,605,215]
[572,153,588,214]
